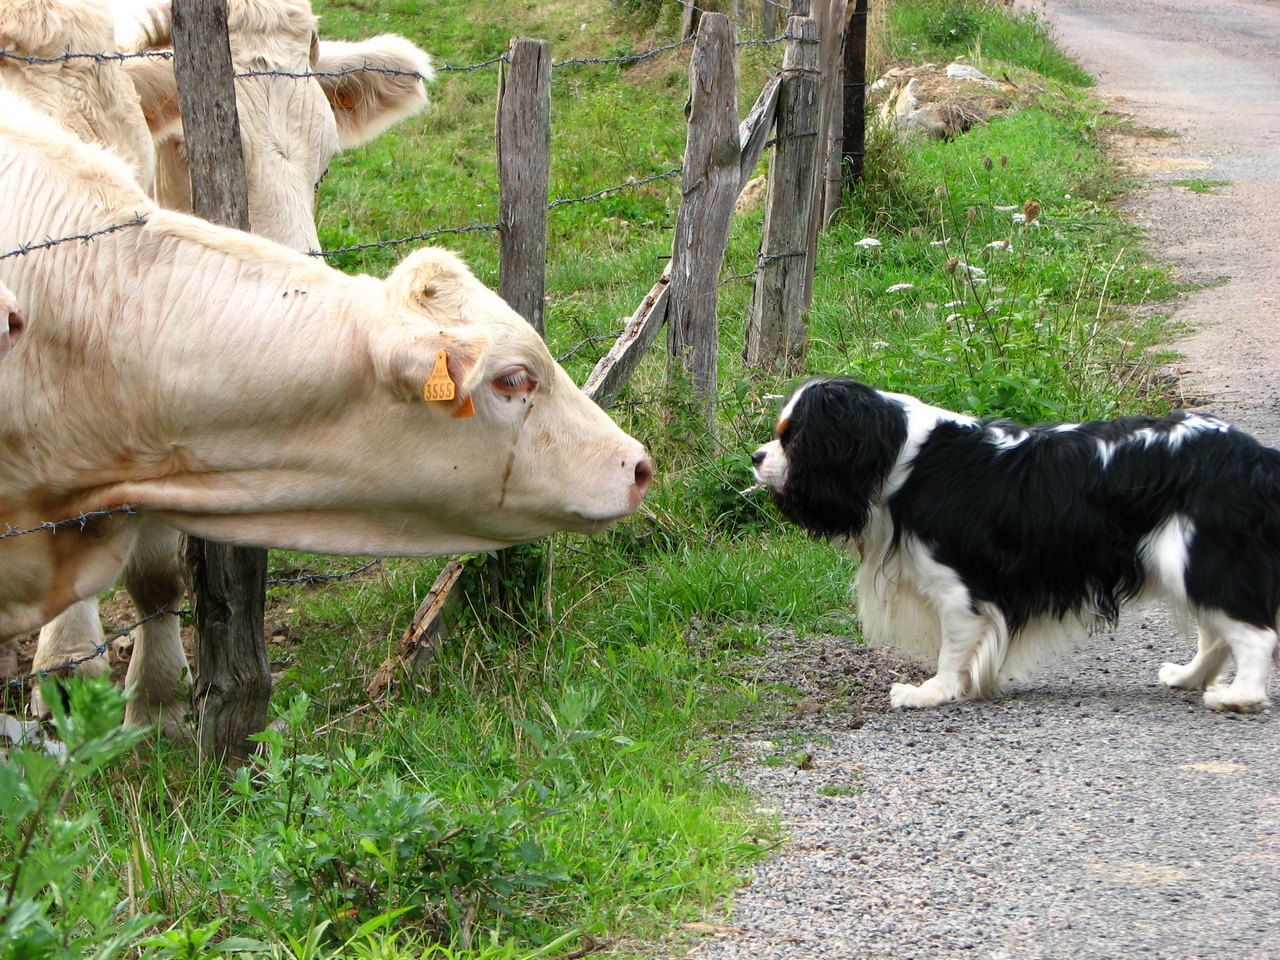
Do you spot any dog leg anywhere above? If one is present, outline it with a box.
[1159,623,1230,691]
[891,605,995,709]
[1199,615,1275,713]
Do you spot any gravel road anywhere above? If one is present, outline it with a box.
[658,2,1280,957]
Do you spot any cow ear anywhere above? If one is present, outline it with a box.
[0,290,24,359]
[372,325,491,412]
[122,55,182,137]
[384,246,484,319]
[314,36,434,149]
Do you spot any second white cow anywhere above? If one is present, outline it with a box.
[0,92,652,729]
[113,0,435,251]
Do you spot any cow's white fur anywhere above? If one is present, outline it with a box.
[0,91,650,729]
[0,0,156,186]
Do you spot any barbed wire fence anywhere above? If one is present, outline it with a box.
[0,0,867,705]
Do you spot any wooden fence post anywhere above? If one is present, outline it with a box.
[667,13,740,432]
[498,38,551,336]
[171,0,271,765]
[821,0,850,226]
[842,0,870,185]
[743,13,819,371]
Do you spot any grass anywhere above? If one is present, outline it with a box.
[1171,178,1230,195]
[2,1,1184,958]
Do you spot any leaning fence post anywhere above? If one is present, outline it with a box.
[667,12,740,433]
[498,38,551,336]
[744,13,819,371]
[171,0,271,766]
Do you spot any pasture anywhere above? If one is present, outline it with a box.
[0,0,1181,957]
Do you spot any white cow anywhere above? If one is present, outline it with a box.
[0,92,652,730]
[0,0,156,187]
[3,0,435,724]
[113,0,435,250]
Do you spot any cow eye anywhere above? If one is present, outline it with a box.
[493,366,536,395]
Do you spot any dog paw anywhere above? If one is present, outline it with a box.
[1203,688,1270,714]
[890,681,954,710]
[1158,661,1202,690]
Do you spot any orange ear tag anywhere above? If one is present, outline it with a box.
[422,349,456,402]
[452,395,475,419]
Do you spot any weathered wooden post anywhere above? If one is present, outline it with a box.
[842,0,870,186]
[667,12,740,433]
[498,38,551,336]
[381,38,556,667]
[171,0,271,765]
[821,0,850,226]
[493,36,554,620]
[743,12,819,370]
[681,0,700,40]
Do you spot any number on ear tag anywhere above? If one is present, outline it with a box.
[422,349,456,402]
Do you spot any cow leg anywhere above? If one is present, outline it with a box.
[1199,614,1276,713]
[29,597,112,717]
[120,520,191,737]
[1159,622,1230,691]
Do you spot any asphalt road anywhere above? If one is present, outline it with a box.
[659,3,1280,957]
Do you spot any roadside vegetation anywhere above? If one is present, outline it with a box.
[1,1,1180,958]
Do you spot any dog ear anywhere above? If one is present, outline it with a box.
[776,379,908,539]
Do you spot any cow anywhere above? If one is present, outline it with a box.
[112,0,435,251]
[0,91,652,732]
[0,0,156,187]
[2,0,435,724]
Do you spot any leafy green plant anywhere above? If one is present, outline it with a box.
[0,678,151,960]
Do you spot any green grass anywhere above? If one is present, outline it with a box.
[1170,178,1230,195]
[2,2,1184,958]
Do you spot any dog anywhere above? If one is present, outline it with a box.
[751,377,1279,713]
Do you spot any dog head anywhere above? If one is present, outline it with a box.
[752,377,909,539]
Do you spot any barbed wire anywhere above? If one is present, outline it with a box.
[266,559,383,587]
[1,555,385,689]
[0,215,149,262]
[3,604,184,692]
[0,507,138,542]
[0,48,170,65]
[316,167,685,260]
[0,23,796,82]
[556,332,624,365]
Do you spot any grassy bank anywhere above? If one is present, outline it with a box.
[1,1,1179,958]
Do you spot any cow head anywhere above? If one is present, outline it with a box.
[116,0,434,252]
[364,248,654,544]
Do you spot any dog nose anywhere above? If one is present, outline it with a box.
[751,449,766,467]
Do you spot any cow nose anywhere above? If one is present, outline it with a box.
[751,449,766,468]
[633,456,653,495]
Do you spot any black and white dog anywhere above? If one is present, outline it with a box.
[751,377,1279,712]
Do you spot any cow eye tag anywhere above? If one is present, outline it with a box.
[423,349,456,402]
